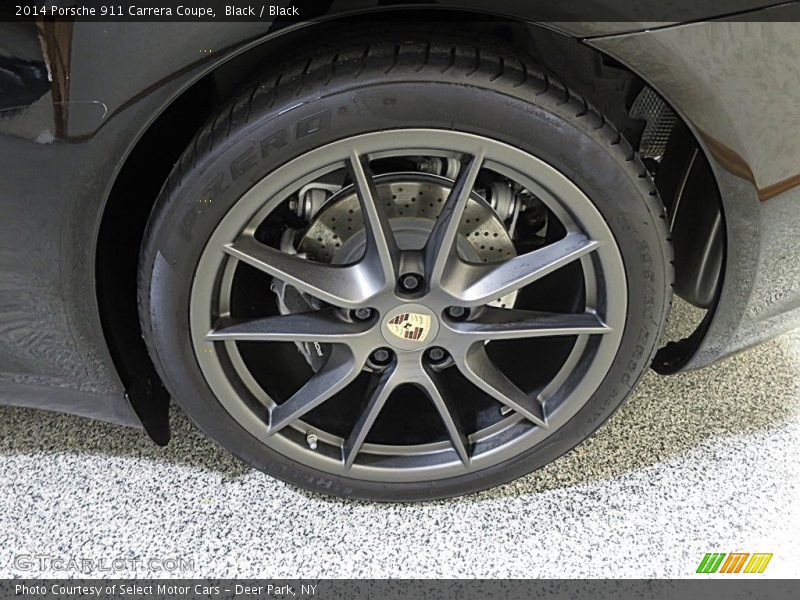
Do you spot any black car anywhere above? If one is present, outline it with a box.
[2,3,799,501]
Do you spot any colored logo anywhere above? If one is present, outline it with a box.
[696,552,773,574]
[387,312,431,342]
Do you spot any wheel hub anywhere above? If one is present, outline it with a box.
[381,303,439,350]
[293,174,516,360]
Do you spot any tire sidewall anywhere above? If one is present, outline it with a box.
[141,81,669,501]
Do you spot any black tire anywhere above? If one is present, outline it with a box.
[138,33,672,502]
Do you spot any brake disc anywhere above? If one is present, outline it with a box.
[298,174,518,308]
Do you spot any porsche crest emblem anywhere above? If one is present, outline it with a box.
[386,312,432,343]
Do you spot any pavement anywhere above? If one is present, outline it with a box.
[1,300,799,578]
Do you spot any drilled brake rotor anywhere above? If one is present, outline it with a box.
[298,174,517,308]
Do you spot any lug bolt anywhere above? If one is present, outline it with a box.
[399,273,422,292]
[353,308,372,321]
[427,347,447,363]
[371,348,392,364]
[306,431,318,450]
[447,306,468,320]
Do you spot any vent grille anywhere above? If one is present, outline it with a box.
[630,87,678,160]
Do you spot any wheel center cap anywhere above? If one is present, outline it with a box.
[381,304,439,351]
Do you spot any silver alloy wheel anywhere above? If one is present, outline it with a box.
[190,129,626,482]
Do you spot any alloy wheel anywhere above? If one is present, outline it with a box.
[190,129,626,482]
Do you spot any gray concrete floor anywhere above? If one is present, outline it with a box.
[1,302,799,578]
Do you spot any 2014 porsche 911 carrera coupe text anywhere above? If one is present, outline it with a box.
[2,2,800,500]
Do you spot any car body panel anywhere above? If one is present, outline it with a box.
[0,2,798,428]
[590,4,800,369]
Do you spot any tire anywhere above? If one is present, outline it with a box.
[138,33,672,502]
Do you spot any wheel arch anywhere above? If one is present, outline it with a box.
[95,11,722,443]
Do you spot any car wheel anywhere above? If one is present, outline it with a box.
[138,35,672,501]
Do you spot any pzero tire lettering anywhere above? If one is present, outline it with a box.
[206,109,333,202]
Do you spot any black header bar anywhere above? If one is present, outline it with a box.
[1,0,799,23]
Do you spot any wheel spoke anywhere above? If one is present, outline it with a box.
[456,345,548,428]
[206,309,374,343]
[223,233,381,308]
[266,345,361,435]
[446,307,611,341]
[445,232,600,306]
[348,149,399,286]
[417,367,471,465]
[342,367,398,468]
[424,150,486,285]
